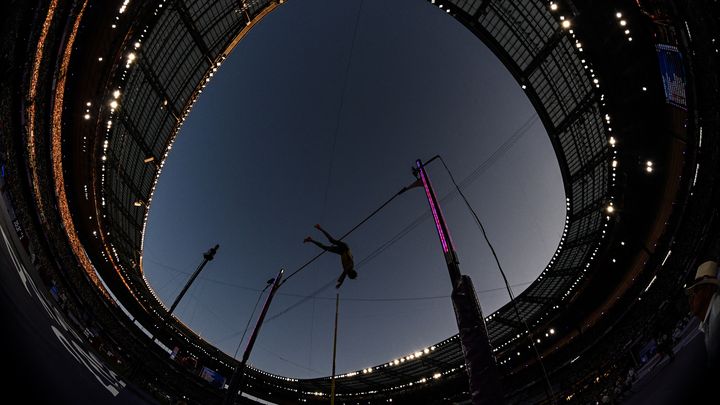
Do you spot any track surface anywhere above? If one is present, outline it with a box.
[0,192,155,404]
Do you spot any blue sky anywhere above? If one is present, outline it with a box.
[142,0,564,378]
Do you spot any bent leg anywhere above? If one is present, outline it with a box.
[317,226,340,245]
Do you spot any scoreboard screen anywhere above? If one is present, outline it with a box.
[656,44,687,110]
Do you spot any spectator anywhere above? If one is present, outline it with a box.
[600,390,611,404]
[686,260,720,369]
[655,330,675,362]
[624,367,636,390]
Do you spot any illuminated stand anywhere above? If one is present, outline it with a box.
[415,159,503,404]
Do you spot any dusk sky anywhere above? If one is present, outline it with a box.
[143,0,565,379]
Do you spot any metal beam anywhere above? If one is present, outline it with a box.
[570,198,606,221]
[550,90,599,137]
[569,149,611,183]
[520,294,556,305]
[493,316,524,330]
[105,153,148,209]
[135,52,183,121]
[172,0,215,66]
[522,30,564,77]
[116,111,160,166]
[472,0,492,19]
[562,229,604,250]
[543,266,585,278]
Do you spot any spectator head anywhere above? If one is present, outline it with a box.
[690,261,720,287]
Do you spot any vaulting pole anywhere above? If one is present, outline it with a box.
[330,293,340,405]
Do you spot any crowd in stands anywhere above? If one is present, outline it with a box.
[1,5,224,403]
[3,1,719,404]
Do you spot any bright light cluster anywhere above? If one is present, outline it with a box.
[616,11,633,42]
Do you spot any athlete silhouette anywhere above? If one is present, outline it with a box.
[304,224,357,288]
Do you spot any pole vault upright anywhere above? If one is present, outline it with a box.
[223,268,284,405]
[414,158,503,404]
[168,244,219,315]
